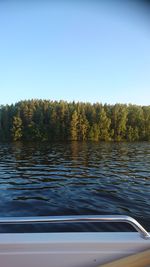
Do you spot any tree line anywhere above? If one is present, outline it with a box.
[0,99,150,142]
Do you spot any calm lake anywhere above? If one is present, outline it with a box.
[0,142,149,232]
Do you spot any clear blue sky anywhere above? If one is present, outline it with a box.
[0,0,150,105]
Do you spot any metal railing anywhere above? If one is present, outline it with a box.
[0,215,149,240]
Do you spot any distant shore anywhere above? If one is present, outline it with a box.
[0,99,150,142]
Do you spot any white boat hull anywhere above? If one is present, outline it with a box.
[0,232,150,267]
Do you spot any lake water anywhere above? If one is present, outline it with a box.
[0,142,149,232]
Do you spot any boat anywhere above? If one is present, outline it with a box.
[0,215,149,267]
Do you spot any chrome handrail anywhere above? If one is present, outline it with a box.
[0,215,149,240]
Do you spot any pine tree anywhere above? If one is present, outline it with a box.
[88,123,100,141]
[98,108,111,141]
[70,111,79,140]
[78,113,89,140]
[11,116,23,141]
[111,104,128,141]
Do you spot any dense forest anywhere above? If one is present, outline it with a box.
[0,99,150,142]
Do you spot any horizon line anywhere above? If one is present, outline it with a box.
[0,98,150,107]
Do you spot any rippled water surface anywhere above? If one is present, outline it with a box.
[0,142,149,232]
